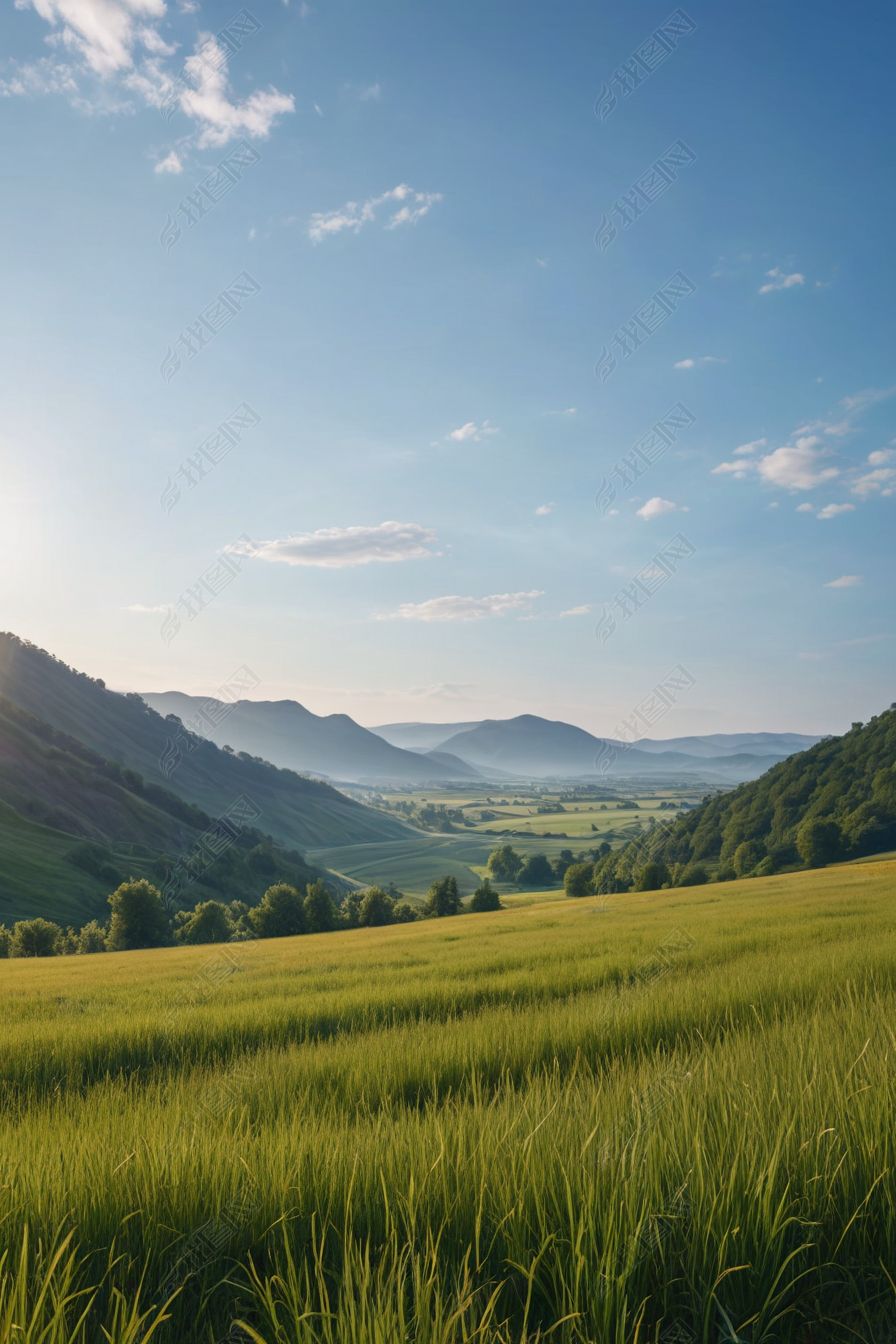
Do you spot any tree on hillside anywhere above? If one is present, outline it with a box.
[487,845,523,883]
[424,876,461,917]
[733,840,765,878]
[176,900,233,945]
[517,853,554,888]
[76,920,107,954]
[250,884,307,939]
[304,880,338,933]
[10,918,62,957]
[469,878,502,912]
[564,862,594,898]
[357,887,395,927]
[0,925,10,958]
[107,880,170,951]
[636,860,668,892]
[796,817,842,869]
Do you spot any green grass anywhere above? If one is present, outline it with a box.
[0,858,895,1341]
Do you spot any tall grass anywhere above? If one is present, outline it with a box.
[0,860,894,1341]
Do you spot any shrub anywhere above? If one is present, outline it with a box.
[469,879,502,912]
[424,876,461,918]
[107,880,170,951]
[11,918,62,957]
[250,884,307,939]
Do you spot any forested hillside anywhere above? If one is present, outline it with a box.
[588,707,896,892]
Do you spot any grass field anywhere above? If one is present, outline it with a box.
[1,858,895,1341]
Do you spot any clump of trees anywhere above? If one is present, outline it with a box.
[0,863,512,958]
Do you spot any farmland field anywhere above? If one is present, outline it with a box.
[1,858,895,1341]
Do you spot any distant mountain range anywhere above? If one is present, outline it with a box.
[137,694,822,787]
[141,693,483,785]
[374,717,821,783]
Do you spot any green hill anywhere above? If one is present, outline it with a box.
[0,694,330,924]
[591,706,896,891]
[0,634,411,853]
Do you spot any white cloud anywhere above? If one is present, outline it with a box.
[712,459,754,479]
[7,7,295,154]
[229,521,439,569]
[534,503,555,516]
[868,448,895,466]
[673,355,726,369]
[636,496,687,521]
[796,503,815,513]
[309,183,442,242]
[447,420,498,444]
[382,591,543,622]
[816,503,855,520]
[154,148,183,174]
[825,575,862,588]
[126,602,169,614]
[758,267,806,294]
[560,604,591,618]
[756,440,839,490]
[734,437,767,456]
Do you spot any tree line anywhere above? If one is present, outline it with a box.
[0,873,505,957]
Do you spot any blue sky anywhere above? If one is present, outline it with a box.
[0,0,893,737]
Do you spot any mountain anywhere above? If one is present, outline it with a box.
[631,732,820,758]
[591,709,895,891]
[0,634,410,853]
[0,693,329,925]
[371,721,483,751]
[141,693,482,784]
[433,715,781,782]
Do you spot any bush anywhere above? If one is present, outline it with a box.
[76,920,107,954]
[176,900,233,945]
[796,816,843,868]
[107,879,170,951]
[469,879,502,912]
[636,860,668,892]
[11,918,62,957]
[680,864,708,886]
[357,887,395,927]
[250,884,307,939]
[564,862,594,899]
[424,876,461,917]
[303,880,338,933]
[733,840,765,878]
[516,854,554,888]
[0,925,10,958]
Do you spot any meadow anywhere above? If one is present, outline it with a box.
[1,858,895,1342]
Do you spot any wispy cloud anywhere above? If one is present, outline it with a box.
[447,420,498,444]
[230,521,439,568]
[560,604,591,618]
[381,591,543,622]
[125,602,170,614]
[534,503,555,516]
[758,267,806,294]
[816,502,855,520]
[7,5,295,154]
[673,355,726,369]
[358,82,382,101]
[154,148,183,174]
[824,575,862,588]
[734,438,767,456]
[308,183,443,242]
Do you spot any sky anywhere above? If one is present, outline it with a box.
[0,0,893,739]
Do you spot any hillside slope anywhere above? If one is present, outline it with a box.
[0,635,410,852]
[142,692,479,784]
[0,694,328,924]
[592,707,896,890]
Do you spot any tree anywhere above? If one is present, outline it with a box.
[393,902,419,923]
[635,860,668,892]
[303,880,338,933]
[357,886,395,927]
[0,925,10,958]
[424,875,461,917]
[564,862,594,899]
[176,900,233,945]
[487,845,523,883]
[250,884,307,939]
[11,918,62,957]
[517,853,554,888]
[732,840,765,878]
[107,880,170,951]
[76,920,107,954]
[680,864,708,887]
[796,816,842,869]
[469,878,502,912]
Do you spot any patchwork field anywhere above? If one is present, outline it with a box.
[1,858,895,1341]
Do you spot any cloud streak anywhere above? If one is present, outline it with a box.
[309,183,442,242]
[230,522,439,568]
[380,591,543,622]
